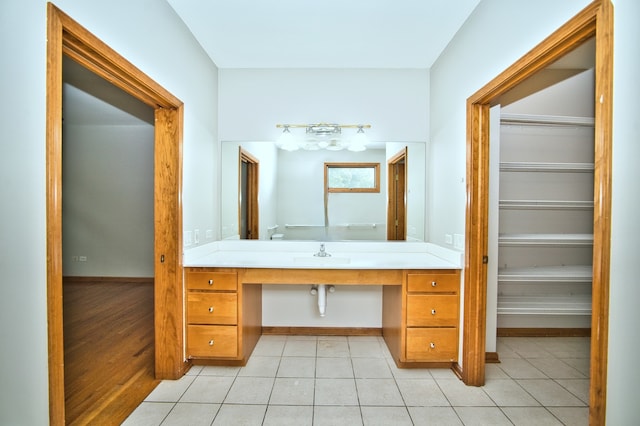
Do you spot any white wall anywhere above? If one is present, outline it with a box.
[219,68,429,144]
[0,0,218,423]
[63,124,155,277]
[607,1,640,423]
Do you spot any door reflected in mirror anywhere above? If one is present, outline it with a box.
[221,141,426,242]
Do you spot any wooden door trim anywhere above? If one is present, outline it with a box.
[239,148,259,239]
[46,4,185,424]
[463,1,612,425]
[387,147,408,240]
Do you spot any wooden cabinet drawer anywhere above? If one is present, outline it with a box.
[407,272,459,293]
[186,270,237,291]
[406,327,458,361]
[407,294,458,327]
[187,325,238,358]
[187,292,237,325]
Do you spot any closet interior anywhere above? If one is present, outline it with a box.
[493,48,595,332]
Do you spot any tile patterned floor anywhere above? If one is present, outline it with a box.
[123,335,590,425]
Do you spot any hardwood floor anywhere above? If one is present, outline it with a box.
[63,278,159,425]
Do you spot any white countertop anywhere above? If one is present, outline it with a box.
[184,241,462,270]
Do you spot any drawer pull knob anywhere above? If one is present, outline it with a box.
[208,306,214,313]
[209,339,214,346]
[431,309,437,315]
[208,279,214,285]
[430,342,436,349]
[431,281,437,287]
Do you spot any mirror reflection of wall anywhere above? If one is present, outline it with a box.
[220,141,426,242]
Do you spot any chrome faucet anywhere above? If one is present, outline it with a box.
[314,243,331,257]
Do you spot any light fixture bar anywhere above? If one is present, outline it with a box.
[276,123,371,130]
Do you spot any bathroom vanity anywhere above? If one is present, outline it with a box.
[184,241,461,368]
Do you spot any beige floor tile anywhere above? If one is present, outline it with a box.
[547,406,590,426]
[436,378,495,407]
[160,403,219,426]
[224,377,275,404]
[238,355,280,377]
[454,406,512,425]
[315,378,359,406]
[179,376,234,404]
[315,357,354,378]
[528,357,586,379]
[360,406,413,425]
[516,379,586,407]
[268,377,314,405]
[501,407,563,426]
[313,405,363,426]
[263,405,313,426]
[396,378,449,406]
[144,374,195,402]
[352,357,393,378]
[482,378,540,406]
[498,358,548,379]
[283,339,317,356]
[317,339,350,357]
[277,356,316,377]
[408,406,463,425]
[211,404,266,426]
[356,378,404,406]
[555,378,590,404]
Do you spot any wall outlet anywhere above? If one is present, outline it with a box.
[185,230,193,246]
[206,229,214,240]
[71,256,79,262]
[79,256,87,262]
[445,234,453,244]
[194,229,200,244]
[454,234,464,250]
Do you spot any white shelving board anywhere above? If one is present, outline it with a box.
[496,113,594,329]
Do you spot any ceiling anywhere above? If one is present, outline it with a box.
[166,0,482,68]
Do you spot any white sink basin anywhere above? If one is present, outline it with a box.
[293,256,351,265]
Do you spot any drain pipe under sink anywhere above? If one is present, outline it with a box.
[310,285,335,317]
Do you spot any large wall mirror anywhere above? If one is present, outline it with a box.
[220,141,427,242]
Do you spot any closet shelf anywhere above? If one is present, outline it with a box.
[500,162,594,173]
[498,265,592,283]
[500,113,595,127]
[498,295,592,316]
[499,233,593,247]
[499,200,593,210]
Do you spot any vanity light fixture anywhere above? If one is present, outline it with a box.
[276,123,371,152]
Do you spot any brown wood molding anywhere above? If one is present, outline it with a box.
[497,328,591,337]
[485,352,500,364]
[262,326,383,336]
[463,2,612,425]
[63,276,154,284]
[590,2,614,424]
[47,4,184,424]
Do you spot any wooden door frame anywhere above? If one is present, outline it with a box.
[46,4,185,424]
[462,1,612,424]
[387,147,407,240]
[238,148,259,239]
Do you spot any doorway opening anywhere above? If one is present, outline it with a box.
[62,54,157,423]
[387,147,407,240]
[462,1,612,425]
[239,148,259,239]
[47,4,185,424]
